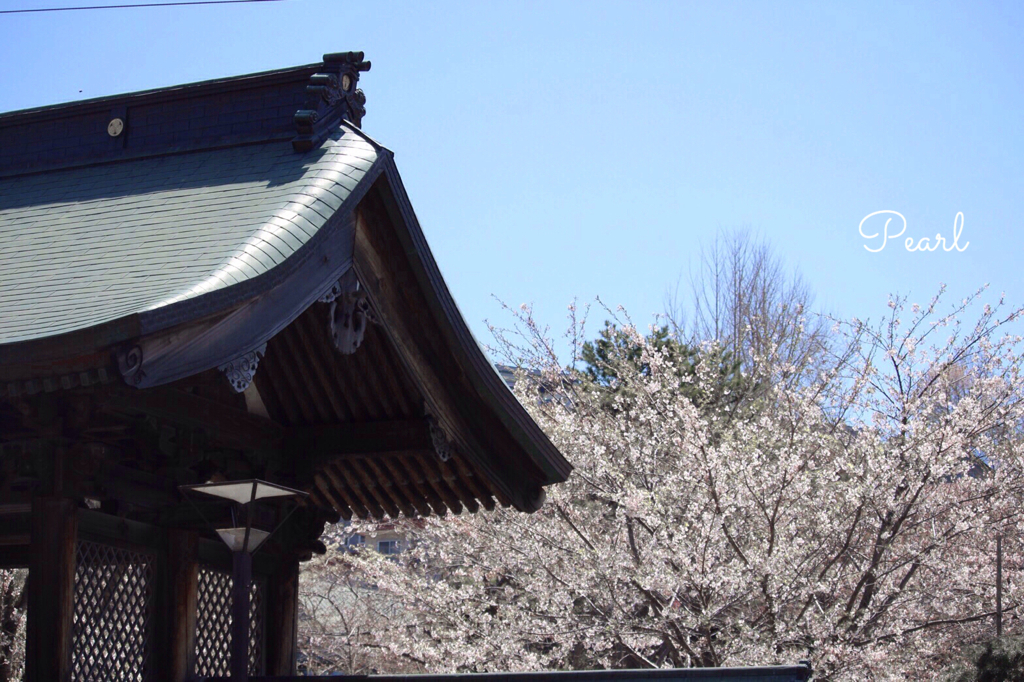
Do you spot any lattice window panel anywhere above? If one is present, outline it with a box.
[195,566,265,677]
[249,575,265,674]
[71,540,154,682]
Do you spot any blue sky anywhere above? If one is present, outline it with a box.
[2,0,1021,359]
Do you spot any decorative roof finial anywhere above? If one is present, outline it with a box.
[293,51,372,152]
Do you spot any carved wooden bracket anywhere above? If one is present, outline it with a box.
[218,343,267,393]
[427,416,453,462]
[293,51,372,152]
[117,345,144,386]
[319,272,378,355]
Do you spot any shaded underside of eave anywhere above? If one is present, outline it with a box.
[0,126,378,346]
[255,305,504,519]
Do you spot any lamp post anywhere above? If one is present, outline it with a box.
[181,479,307,680]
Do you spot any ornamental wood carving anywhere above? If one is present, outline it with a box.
[427,416,453,463]
[218,343,267,393]
[293,51,372,152]
[319,272,377,355]
[117,345,144,386]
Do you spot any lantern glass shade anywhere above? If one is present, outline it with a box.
[183,479,306,505]
[215,527,271,553]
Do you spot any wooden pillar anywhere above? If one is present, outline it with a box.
[231,551,252,681]
[264,556,300,676]
[165,529,199,682]
[25,497,77,682]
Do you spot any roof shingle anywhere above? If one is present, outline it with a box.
[0,126,378,344]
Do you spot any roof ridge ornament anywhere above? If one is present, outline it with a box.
[293,51,371,153]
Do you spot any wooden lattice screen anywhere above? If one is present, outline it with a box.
[71,540,154,682]
[195,566,265,677]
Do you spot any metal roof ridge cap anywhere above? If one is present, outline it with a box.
[339,121,389,154]
[0,63,322,125]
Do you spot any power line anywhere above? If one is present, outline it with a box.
[0,0,284,14]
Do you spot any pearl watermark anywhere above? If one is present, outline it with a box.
[859,210,969,253]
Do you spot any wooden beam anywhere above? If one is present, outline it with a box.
[418,455,466,515]
[437,459,479,514]
[0,512,31,546]
[293,419,433,462]
[450,454,497,511]
[400,456,449,517]
[360,457,415,518]
[101,387,285,451]
[26,497,77,682]
[378,457,433,517]
[339,461,395,519]
[97,461,180,509]
[165,529,199,682]
[264,557,300,676]
[312,472,361,520]
[0,544,30,569]
[230,551,252,680]
[324,464,383,519]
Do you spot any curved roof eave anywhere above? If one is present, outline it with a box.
[0,125,572,494]
[364,154,573,488]
[0,126,385,384]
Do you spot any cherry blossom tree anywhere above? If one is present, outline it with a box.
[298,550,420,676]
[0,569,26,682]
[303,286,1024,681]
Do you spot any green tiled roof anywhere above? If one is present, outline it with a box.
[0,126,377,344]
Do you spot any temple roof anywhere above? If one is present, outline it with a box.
[0,53,571,521]
[0,127,377,344]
